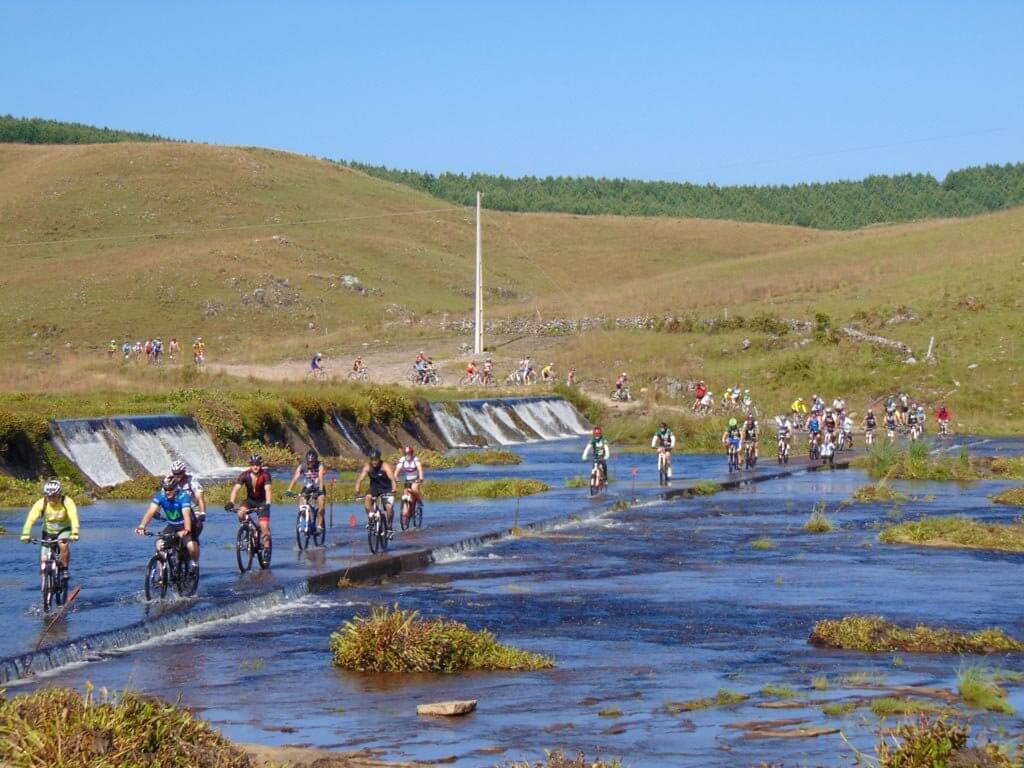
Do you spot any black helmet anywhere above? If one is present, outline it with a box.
[305,448,319,465]
[248,454,263,467]
[368,448,381,460]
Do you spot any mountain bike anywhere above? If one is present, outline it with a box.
[410,368,442,386]
[820,439,835,468]
[398,482,424,531]
[307,367,328,381]
[227,504,272,572]
[366,493,391,554]
[727,438,741,473]
[30,538,69,612]
[459,372,482,386]
[656,448,672,486]
[505,369,527,386]
[611,387,632,402]
[938,419,950,436]
[295,488,327,551]
[909,423,922,441]
[347,368,369,382]
[141,529,199,601]
[589,459,607,495]
[480,370,496,386]
[865,428,875,447]
[777,436,790,465]
[808,432,821,461]
[744,442,757,469]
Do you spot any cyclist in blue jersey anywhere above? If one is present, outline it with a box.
[134,476,197,569]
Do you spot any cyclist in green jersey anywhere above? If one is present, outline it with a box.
[582,427,611,485]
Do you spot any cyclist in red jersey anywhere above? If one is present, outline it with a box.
[229,454,273,551]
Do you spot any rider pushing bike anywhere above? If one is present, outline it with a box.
[21,479,80,586]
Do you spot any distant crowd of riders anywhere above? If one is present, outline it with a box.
[108,337,205,365]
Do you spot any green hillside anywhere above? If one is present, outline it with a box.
[342,159,1024,230]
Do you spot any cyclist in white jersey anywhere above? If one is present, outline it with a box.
[395,446,424,524]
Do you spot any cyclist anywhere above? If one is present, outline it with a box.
[693,380,707,411]
[121,340,132,360]
[615,372,629,400]
[897,392,910,426]
[651,422,676,479]
[807,411,822,452]
[286,449,327,533]
[310,352,325,377]
[722,417,742,461]
[937,404,951,434]
[864,410,877,444]
[776,414,792,456]
[229,454,273,552]
[885,409,898,441]
[541,362,555,382]
[464,360,478,383]
[823,408,837,442]
[352,355,367,375]
[192,337,205,365]
[108,339,117,359]
[414,355,430,383]
[742,413,759,464]
[168,338,179,360]
[916,403,927,432]
[21,479,80,585]
[841,412,854,449]
[811,393,825,415]
[742,389,754,412]
[566,366,577,387]
[169,460,206,564]
[354,449,397,534]
[481,358,494,384]
[135,476,196,568]
[790,397,808,426]
[394,446,425,527]
[832,397,846,420]
[907,405,920,439]
[582,427,611,486]
[153,338,163,364]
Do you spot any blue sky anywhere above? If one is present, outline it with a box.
[4,1,1022,185]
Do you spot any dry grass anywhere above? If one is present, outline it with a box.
[880,515,1024,552]
[0,685,249,768]
[993,487,1024,507]
[809,615,1024,654]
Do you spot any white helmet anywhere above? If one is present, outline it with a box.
[43,479,62,497]
[171,459,187,475]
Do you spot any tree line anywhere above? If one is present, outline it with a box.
[339,160,1024,230]
[0,115,169,145]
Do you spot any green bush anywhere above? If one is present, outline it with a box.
[810,615,1024,654]
[330,605,554,673]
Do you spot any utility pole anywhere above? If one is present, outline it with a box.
[474,191,483,355]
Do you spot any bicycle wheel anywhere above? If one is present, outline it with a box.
[41,568,54,613]
[413,499,423,528]
[236,526,253,573]
[377,513,389,553]
[53,564,68,607]
[296,508,309,551]
[589,473,600,496]
[178,559,200,597]
[313,512,327,546]
[367,513,380,553]
[257,535,272,569]
[399,497,411,531]
[144,554,166,601]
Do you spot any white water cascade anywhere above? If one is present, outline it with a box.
[52,415,229,486]
[429,397,590,448]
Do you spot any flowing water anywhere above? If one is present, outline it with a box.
[3,437,1023,766]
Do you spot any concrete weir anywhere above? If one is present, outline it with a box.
[0,454,853,685]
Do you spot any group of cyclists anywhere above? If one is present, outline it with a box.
[18,443,431,602]
[107,337,206,365]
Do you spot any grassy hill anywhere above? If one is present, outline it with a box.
[0,140,1021,434]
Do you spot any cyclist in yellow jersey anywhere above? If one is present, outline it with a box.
[21,479,80,582]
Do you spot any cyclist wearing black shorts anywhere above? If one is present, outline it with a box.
[354,449,397,535]
[229,454,273,551]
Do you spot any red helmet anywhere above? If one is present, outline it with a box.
[404,445,415,455]
[593,427,602,437]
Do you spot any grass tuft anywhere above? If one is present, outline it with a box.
[804,502,834,533]
[761,684,802,699]
[870,697,940,718]
[811,676,829,691]
[880,515,1024,552]
[330,604,554,673]
[751,537,775,550]
[690,480,721,496]
[597,707,622,718]
[860,441,979,482]
[958,666,1014,714]
[665,688,749,713]
[810,615,1024,654]
[993,487,1024,507]
[822,701,860,717]
[0,686,249,767]
[853,482,907,503]
[504,750,621,768]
